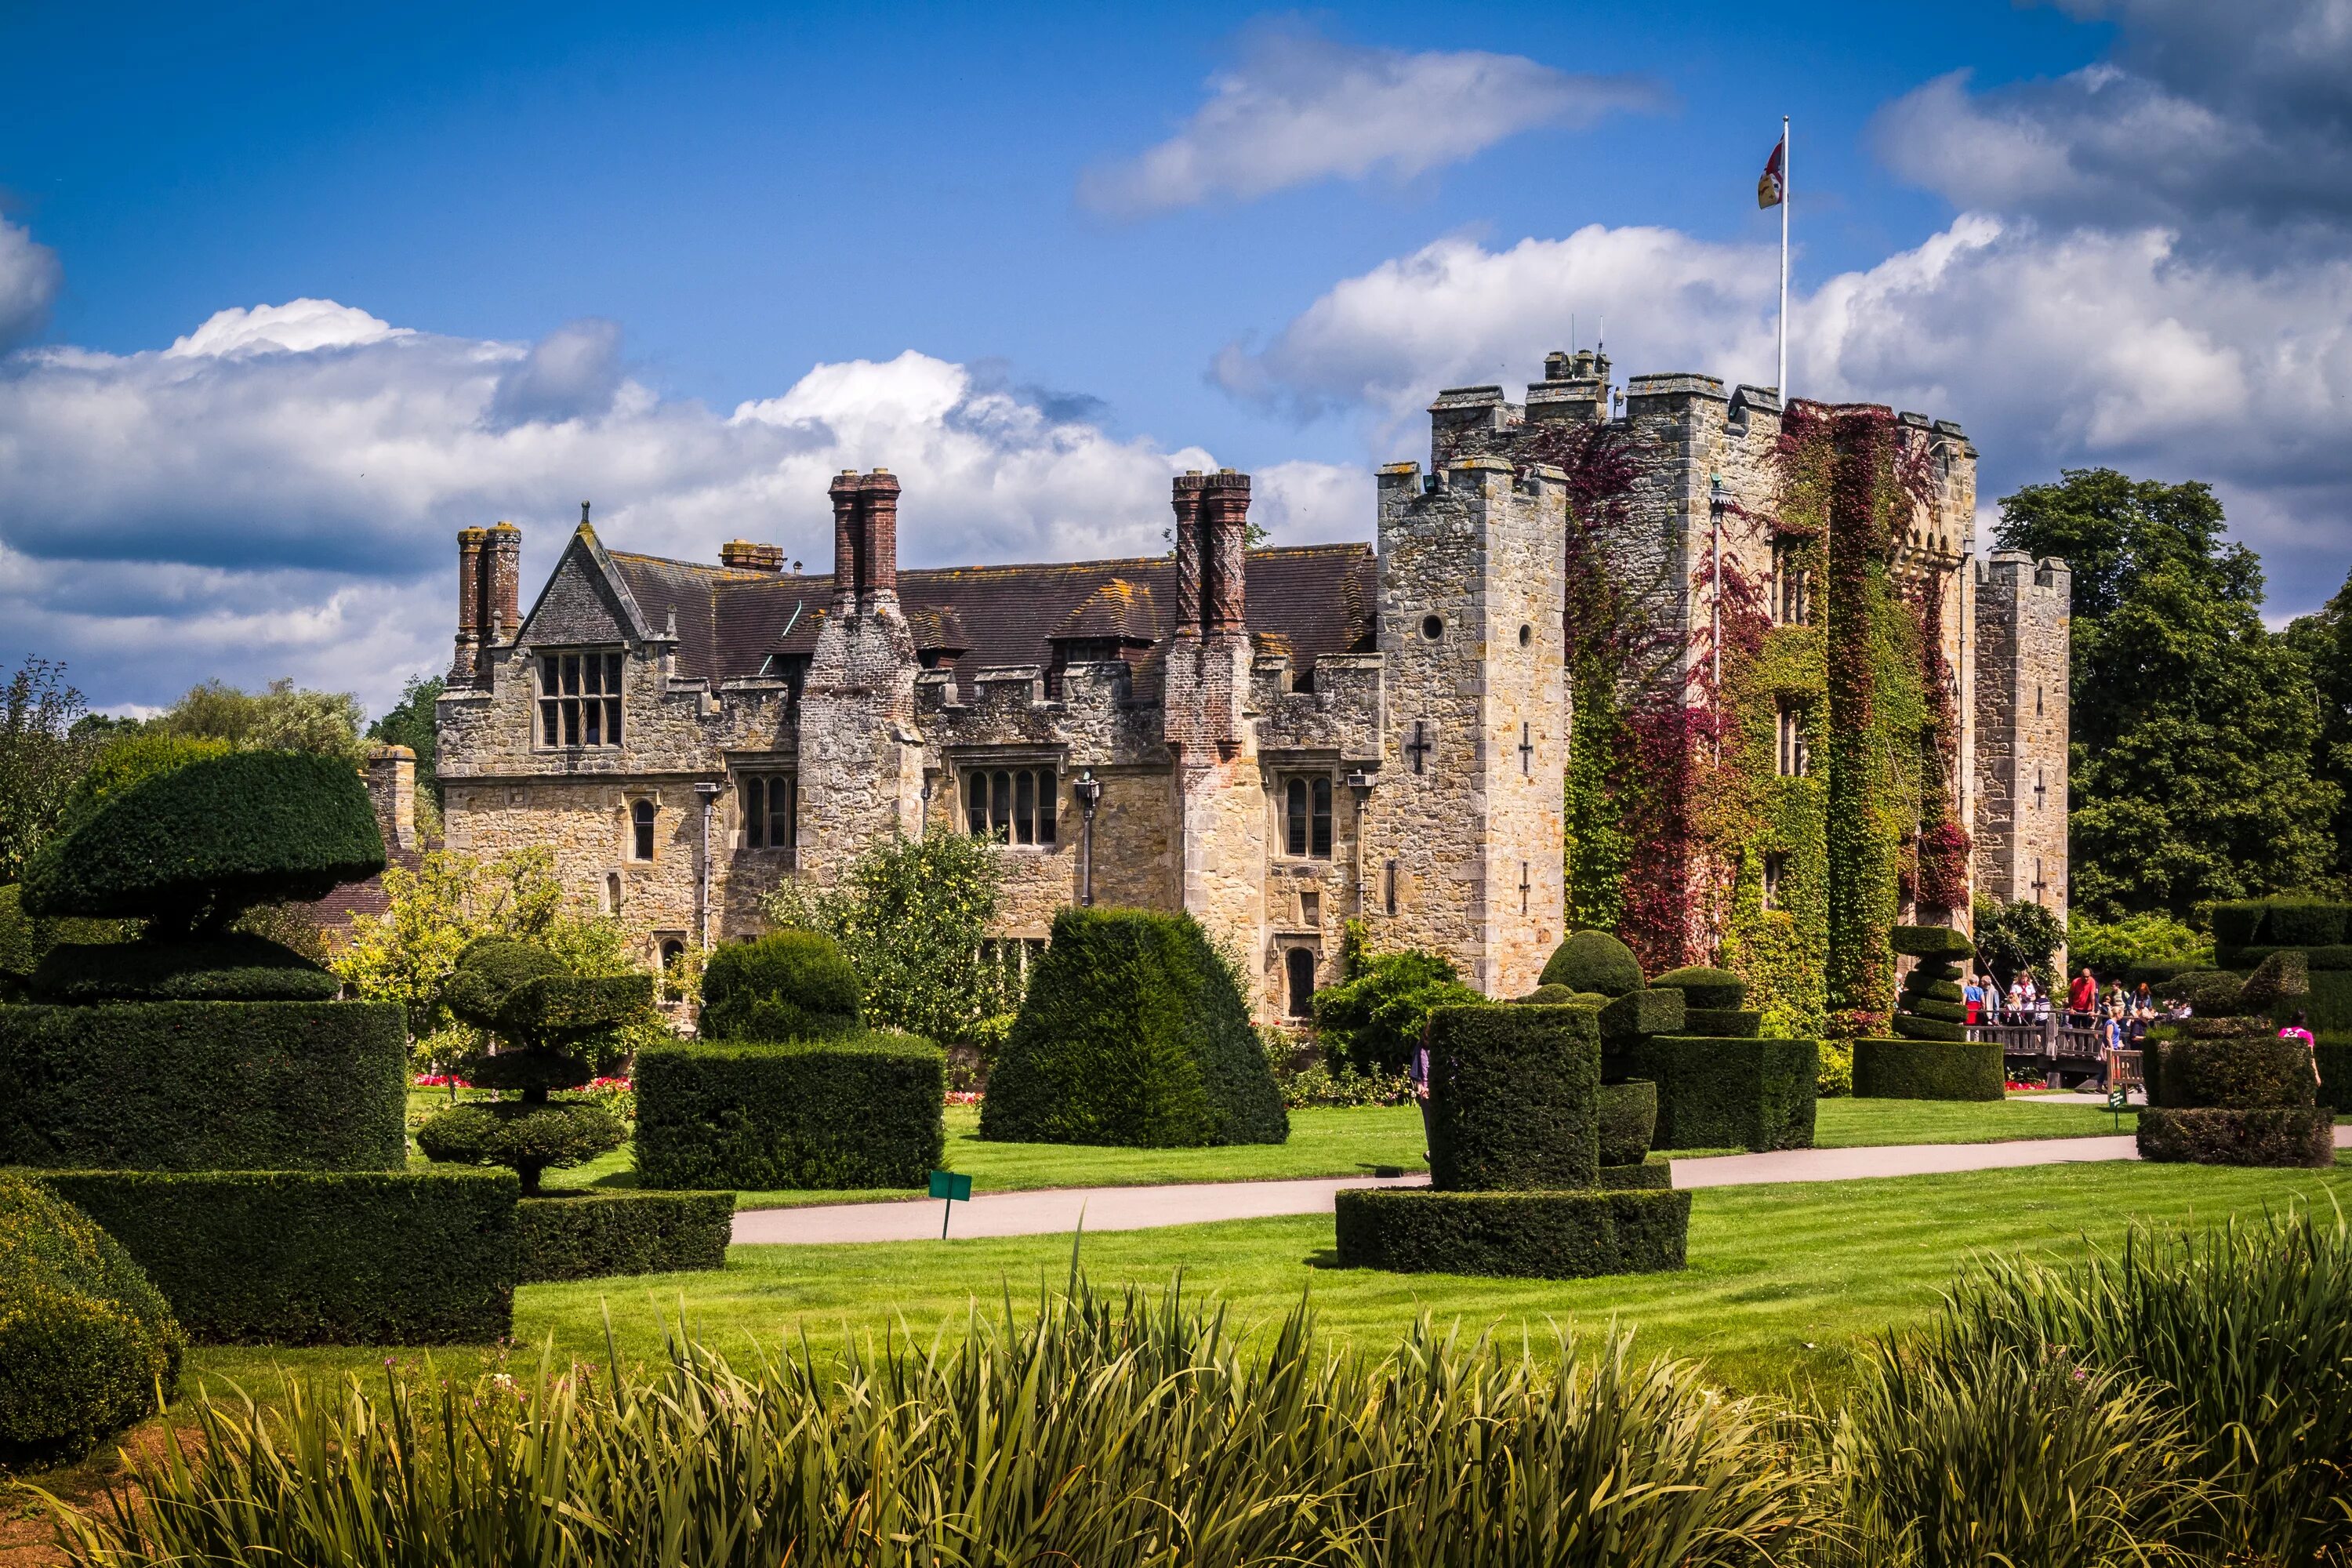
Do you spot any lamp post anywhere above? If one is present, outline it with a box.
[1074,769,1103,906]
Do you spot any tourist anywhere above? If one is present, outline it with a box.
[1407,1026,1436,1158]
[1963,974,1984,1025]
[2281,1009,2319,1086]
[2068,965,2098,1029]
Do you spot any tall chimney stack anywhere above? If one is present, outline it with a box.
[1201,469,1250,634]
[858,469,900,610]
[1171,472,1207,635]
[829,471,860,612]
[485,522,522,645]
[452,527,485,681]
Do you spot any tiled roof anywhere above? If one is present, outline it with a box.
[306,842,428,932]
[604,543,1377,693]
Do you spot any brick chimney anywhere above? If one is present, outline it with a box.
[1172,472,1206,634]
[365,744,417,851]
[485,522,522,645]
[451,526,486,681]
[829,470,861,612]
[858,469,899,610]
[1200,469,1249,633]
[720,539,786,572]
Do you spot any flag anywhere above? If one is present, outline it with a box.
[1757,139,1784,209]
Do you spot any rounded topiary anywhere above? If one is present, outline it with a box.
[1650,966,1744,1011]
[30,933,339,1004]
[699,931,862,1043]
[1512,983,1608,1006]
[1890,924,1974,962]
[0,1171,185,1466]
[412,1102,626,1195]
[19,750,384,935]
[1540,931,1644,999]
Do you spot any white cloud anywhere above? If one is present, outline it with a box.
[0,216,62,351]
[1079,25,1661,216]
[0,306,1357,712]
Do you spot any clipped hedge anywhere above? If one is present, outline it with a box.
[1595,1161,1672,1192]
[20,750,384,931]
[637,1035,946,1190]
[0,1001,408,1171]
[1617,1037,1818,1152]
[2134,1108,2335,1168]
[30,933,339,1003]
[1906,998,1968,1024]
[1891,924,1974,960]
[1597,988,1683,1044]
[1538,931,1643,998]
[2320,1040,2352,1111]
[1852,1038,2004,1102]
[514,1192,733,1283]
[1595,1080,1656,1169]
[1333,1187,1690,1278]
[1426,1005,1599,1192]
[1649,966,1744,1010]
[1681,1007,1760,1039]
[1891,1013,1968,1043]
[2306,970,2352,1035]
[0,1171,185,1467]
[981,907,1287,1148]
[35,1170,517,1345]
[2149,1037,2317,1110]
[699,931,862,1043]
[1903,979,1964,1004]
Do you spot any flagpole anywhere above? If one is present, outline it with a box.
[1777,115,1789,398]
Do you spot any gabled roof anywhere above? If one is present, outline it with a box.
[517,523,658,648]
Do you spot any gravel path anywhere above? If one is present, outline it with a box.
[729,1125,2351,1246]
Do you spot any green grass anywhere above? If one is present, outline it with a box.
[523,1096,2153,1209]
[181,1151,2352,1402]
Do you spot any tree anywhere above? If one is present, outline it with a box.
[1973,897,2066,989]
[2281,569,2352,890]
[0,659,98,884]
[366,674,443,821]
[761,831,1010,1044]
[160,677,365,761]
[1995,470,2337,918]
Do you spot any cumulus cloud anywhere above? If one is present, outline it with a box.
[1079,25,1661,216]
[0,216,62,351]
[0,303,1359,710]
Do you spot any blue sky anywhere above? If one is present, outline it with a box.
[3,1,2347,713]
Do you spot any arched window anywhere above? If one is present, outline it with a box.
[1285,947,1316,1019]
[631,799,655,861]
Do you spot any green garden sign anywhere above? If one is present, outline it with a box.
[929,1169,974,1237]
[2107,1083,2129,1129]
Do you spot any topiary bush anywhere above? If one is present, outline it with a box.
[1539,931,1644,997]
[1853,1038,2004,1101]
[30,932,339,1003]
[1334,1187,1690,1277]
[514,1191,733,1283]
[1598,988,1685,1044]
[981,907,1287,1148]
[1620,1037,1820,1150]
[2133,1108,2333,1167]
[636,1035,947,1189]
[1426,1005,1601,1192]
[699,931,862,1043]
[1596,1080,1657,1168]
[1649,967,1744,1010]
[415,1102,628,1190]
[20,750,384,935]
[0,1171,185,1467]
[2139,953,2332,1167]
[1891,924,1975,962]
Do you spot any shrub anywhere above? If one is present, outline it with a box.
[1852,1038,2004,1101]
[2319,1039,2352,1109]
[0,1171,185,1467]
[982,907,1287,1148]
[1510,982,1597,1005]
[30,932,340,1003]
[415,1101,627,1195]
[36,1169,517,1345]
[2067,910,2214,976]
[2259,898,2350,948]
[636,1035,946,1190]
[2148,1037,2316,1109]
[1817,1038,1853,1098]
[1972,896,2064,987]
[1538,930,1644,996]
[1311,944,1483,1075]
[1596,987,1682,1044]
[514,1192,732,1283]
[1333,1188,1692,1277]
[1619,1037,1819,1151]
[699,930,862,1042]
[2208,899,2268,949]
[0,1000,408,1171]
[1890,1013,1967,1042]
[20,750,384,933]
[1648,965,1744,1009]
[1889,924,1974,961]
[1425,1004,1599,1192]
[1595,1161,1672,1191]
[2306,968,2352,1033]
[1681,1007,1761,1038]
[1595,1080,1656,1167]
[2133,1107,2336,1167]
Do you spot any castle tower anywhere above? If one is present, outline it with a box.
[1163,470,1265,965]
[1972,551,2071,913]
[1360,456,1568,996]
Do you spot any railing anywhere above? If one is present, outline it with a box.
[1965,1014,2114,1087]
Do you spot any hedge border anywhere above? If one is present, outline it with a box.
[1851,1038,2004,1102]
[2320,1041,2352,1112]
[1595,1161,1672,1191]
[1427,1004,1600,1192]
[31,1169,516,1345]
[2134,1107,2336,1169]
[636,1035,946,1191]
[1333,1187,1690,1278]
[514,1191,733,1283]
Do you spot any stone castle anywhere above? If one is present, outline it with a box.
[435,353,2071,1020]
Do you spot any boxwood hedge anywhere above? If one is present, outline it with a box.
[1595,1079,1655,1168]
[1615,1037,1818,1152]
[1333,1187,1690,1278]
[2134,1107,2335,1168]
[2149,1037,2317,1110]
[980,907,1286,1148]
[30,933,339,1003]
[1679,1007,1761,1039]
[1852,1038,2004,1101]
[0,1171,185,1466]
[1597,988,1684,1044]
[636,1034,946,1190]
[2320,1040,2352,1111]
[1426,1004,1599,1192]
[514,1191,733,1283]
[1595,1160,1672,1191]
[698,931,862,1043]
[35,1170,517,1345]
[1648,966,1744,1010]
[0,1001,408,1171]
[1538,931,1643,997]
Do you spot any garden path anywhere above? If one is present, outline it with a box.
[728,1126,2352,1245]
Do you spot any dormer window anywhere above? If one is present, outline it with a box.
[539,651,623,749]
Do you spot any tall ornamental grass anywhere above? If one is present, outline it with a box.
[51,1279,1820,1568]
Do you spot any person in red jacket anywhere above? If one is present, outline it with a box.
[2068,966,2098,1029]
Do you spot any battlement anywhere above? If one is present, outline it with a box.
[1376,457,1567,508]
[1977,550,2073,597]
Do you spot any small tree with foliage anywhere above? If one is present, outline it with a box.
[1972,897,2066,989]
[159,677,367,762]
[0,658,101,884]
[762,830,1011,1042]
[1310,921,1485,1075]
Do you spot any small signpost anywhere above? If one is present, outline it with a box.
[2107,1083,2129,1131]
[928,1169,973,1237]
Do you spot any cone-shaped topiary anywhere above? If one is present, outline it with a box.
[699,931,862,1042]
[19,750,383,935]
[0,1171,185,1466]
[1540,931,1644,998]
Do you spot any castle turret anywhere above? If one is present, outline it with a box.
[1972,551,2072,913]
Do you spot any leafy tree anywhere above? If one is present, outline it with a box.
[159,677,365,761]
[1973,896,2066,989]
[2281,568,2352,890]
[1309,921,1484,1075]
[2065,912,2212,977]
[366,674,444,832]
[0,658,99,884]
[761,831,1010,1044]
[1996,470,2336,917]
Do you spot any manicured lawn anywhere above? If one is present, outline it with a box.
[526,1096,2153,1209]
[185,1152,2352,1402]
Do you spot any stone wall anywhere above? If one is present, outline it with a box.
[1972,552,2072,912]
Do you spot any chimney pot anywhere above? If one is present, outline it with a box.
[720,539,786,572]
